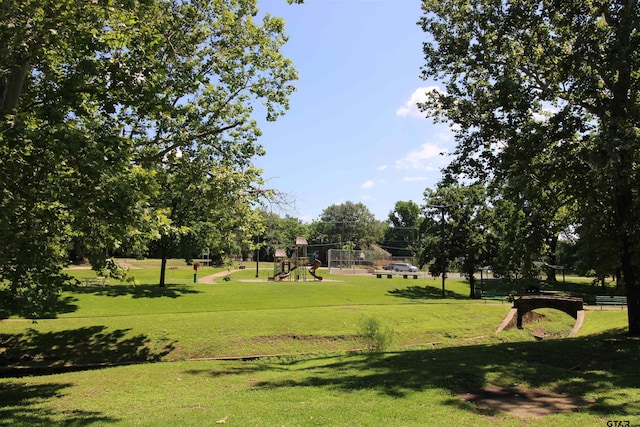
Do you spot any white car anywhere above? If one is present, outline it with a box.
[387,263,419,272]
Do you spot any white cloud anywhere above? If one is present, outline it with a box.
[361,180,375,189]
[396,86,445,118]
[395,143,448,170]
[377,165,388,171]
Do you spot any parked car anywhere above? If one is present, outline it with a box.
[384,263,419,272]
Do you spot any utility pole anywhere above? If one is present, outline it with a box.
[427,204,454,297]
[440,208,445,296]
[255,235,260,278]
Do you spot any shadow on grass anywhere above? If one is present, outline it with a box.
[0,290,79,320]
[0,382,118,426]
[192,329,640,418]
[480,278,617,303]
[387,284,466,300]
[0,326,175,376]
[70,283,201,299]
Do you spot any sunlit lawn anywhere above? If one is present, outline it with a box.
[0,259,638,426]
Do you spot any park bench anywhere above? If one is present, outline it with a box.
[374,272,419,279]
[84,277,109,287]
[595,295,627,309]
[480,291,510,303]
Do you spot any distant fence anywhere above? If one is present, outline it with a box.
[327,249,418,273]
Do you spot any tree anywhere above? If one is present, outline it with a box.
[485,179,577,282]
[0,0,297,316]
[384,201,423,257]
[573,213,621,286]
[0,1,155,316]
[258,211,309,261]
[419,0,640,334]
[418,183,492,297]
[486,195,532,280]
[314,202,384,249]
[148,148,265,287]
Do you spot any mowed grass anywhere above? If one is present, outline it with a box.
[1,263,508,361]
[1,259,639,426]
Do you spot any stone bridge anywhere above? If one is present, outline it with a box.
[496,295,585,336]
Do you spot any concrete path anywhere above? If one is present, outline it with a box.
[198,269,242,284]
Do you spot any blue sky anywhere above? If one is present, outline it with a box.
[255,0,455,222]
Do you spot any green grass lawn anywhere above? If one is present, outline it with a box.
[1,259,638,426]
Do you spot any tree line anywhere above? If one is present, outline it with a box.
[248,190,617,290]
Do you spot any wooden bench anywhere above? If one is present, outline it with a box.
[84,277,109,287]
[481,291,510,303]
[595,295,627,309]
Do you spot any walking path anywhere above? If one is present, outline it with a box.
[198,269,242,284]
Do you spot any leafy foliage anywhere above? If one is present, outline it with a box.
[418,183,492,296]
[357,315,394,353]
[313,202,384,249]
[0,0,298,315]
[383,201,422,257]
[257,211,309,261]
[419,0,640,333]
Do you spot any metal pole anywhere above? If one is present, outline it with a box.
[441,209,446,297]
[427,204,454,297]
[255,235,260,278]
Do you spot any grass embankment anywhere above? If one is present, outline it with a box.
[0,259,638,426]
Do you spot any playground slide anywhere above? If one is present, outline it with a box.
[308,259,323,281]
[278,265,297,280]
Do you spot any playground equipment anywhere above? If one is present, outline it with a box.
[269,237,322,281]
[269,249,290,281]
[308,258,323,281]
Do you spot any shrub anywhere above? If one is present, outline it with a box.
[358,315,394,352]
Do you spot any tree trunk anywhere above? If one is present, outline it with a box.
[546,235,559,282]
[621,235,640,335]
[468,273,476,298]
[159,246,167,288]
[0,60,30,115]
[610,0,639,336]
[627,283,640,336]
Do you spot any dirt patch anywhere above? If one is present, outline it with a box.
[459,384,595,418]
[502,310,545,330]
[250,334,357,345]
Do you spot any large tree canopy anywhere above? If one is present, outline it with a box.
[313,202,384,249]
[418,183,491,297]
[384,200,422,257]
[419,0,640,333]
[0,0,297,316]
